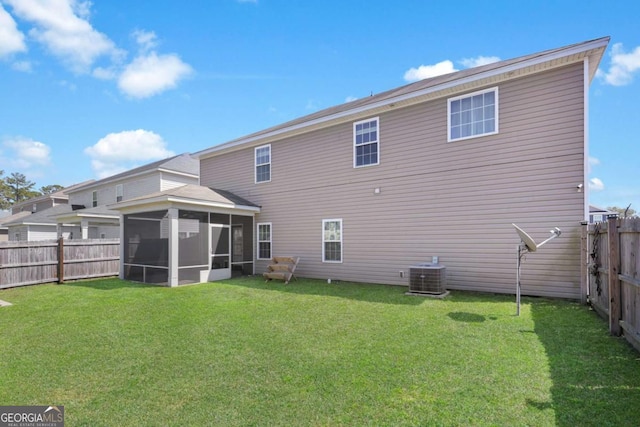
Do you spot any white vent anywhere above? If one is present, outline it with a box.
[409,263,446,294]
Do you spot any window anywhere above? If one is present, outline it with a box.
[354,117,379,167]
[322,219,342,263]
[92,191,98,207]
[116,184,123,202]
[255,144,271,183]
[448,87,498,142]
[257,223,272,260]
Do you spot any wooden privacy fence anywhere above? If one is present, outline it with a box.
[0,238,120,289]
[584,216,640,352]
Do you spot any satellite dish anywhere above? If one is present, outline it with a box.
[512,223,537,252]
[511,223,561,316]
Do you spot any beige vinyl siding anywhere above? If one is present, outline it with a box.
[201,63,585,298]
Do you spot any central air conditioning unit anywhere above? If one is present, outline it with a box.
[408,263,447,295]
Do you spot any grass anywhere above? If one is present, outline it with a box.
[1,277,639,426]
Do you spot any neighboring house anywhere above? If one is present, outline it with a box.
[10,186,75,214]
[54,153,200,240]
[3,205,78,241]
[112,37,609,299]
[0,210,15,241]
[1,181,92,241]
[589,205,617,223]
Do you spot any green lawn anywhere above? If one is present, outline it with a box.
[1,277,639,426]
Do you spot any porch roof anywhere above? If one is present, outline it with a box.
[109,184,261,215]
[53,204,120,224]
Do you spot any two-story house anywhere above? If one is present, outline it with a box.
[112,37,609,299]
[1,181,92,241]
[53,153,199,240]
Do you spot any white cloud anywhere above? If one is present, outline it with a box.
[118,52,192,98]
[132,29,157,53]
[1,137,51,169]
[0,4,27,57]
[460,55,501,68]
[589,177,605,191]
[597,42,640,86]
[4,0,123,73]
[84,129,174,178]
[404,60,458,82]
[588,156,600,173]
[345,96,358,103]
[3,2,192,98]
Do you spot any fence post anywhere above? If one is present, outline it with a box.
[57,237,64,284]
[580,221,588,304]
[607,215,621,336]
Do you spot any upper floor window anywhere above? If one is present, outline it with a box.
[92,191,98,207]
[255,144,271,183]
[322,219,342,263]
[448,87,498,142]
[116,184,123,202]
[353,117,379,167]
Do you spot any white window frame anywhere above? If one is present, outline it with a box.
[353,117,380,168]
[255,144,271,183]
[115,184,123,203]
[257,222,272,260]
[322,218,343,263]
[92,190,98,207]
[447,87,498,142]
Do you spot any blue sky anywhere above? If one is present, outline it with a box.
[0,0,638,212]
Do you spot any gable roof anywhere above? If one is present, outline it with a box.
[66,153,199,194]
[195,36,609,159]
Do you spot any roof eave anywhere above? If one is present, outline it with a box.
[196,37,609,160]
[110,194,260,214]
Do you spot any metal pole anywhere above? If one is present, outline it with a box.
[516,244,521,316]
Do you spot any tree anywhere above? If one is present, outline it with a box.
[0,170,9,210]
[40,184,65,195]
[606,205,638,218]
[0,172,66,210]
[1,172,40,208]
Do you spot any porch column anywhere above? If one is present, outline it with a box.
[119,214,125,280]
[168,208,179,287]
[81,219,89,239]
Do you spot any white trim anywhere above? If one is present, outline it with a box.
[447,87,499,142]
[110,195,261,213]
[583,57,590,222]
[256,222,272,260]
[322,218,343,263]
[353,117,380,168]
[254,144,272,184]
